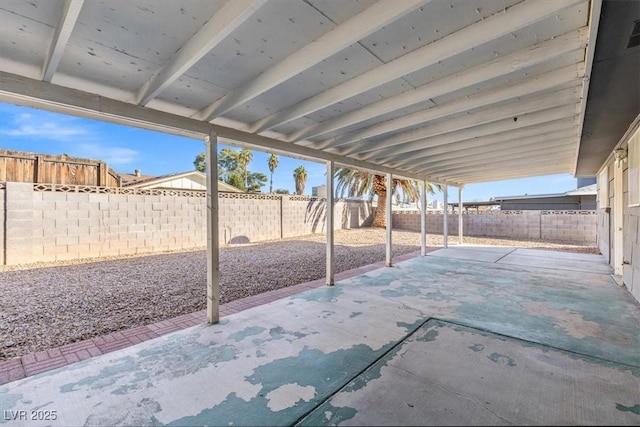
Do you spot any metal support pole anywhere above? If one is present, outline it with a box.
[420,180,427,256]
[386,173,393,267]
[614,160,624,275]
[443,185,448,248]
[326,160,335,286]
[205,132,220,324]
[458,186,463,245]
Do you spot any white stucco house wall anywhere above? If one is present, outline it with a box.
[120,170,243,193]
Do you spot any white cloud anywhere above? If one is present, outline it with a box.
[1,106,139,166]
[74,143,138,166]
[2,111,89,141]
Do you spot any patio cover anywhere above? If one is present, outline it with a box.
[1,0,635,185]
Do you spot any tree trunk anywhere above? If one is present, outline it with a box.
[270,172,273,193]
[372,189,387,228]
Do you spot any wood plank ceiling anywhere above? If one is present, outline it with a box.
[0,0,601,185]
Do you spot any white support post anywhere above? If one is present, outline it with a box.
[420,180,427,256]
[613,158,624,275]
[326,160,335,286]
[386,173,393,267]
[205,132,220,324]
[458,186,463,245]
[443,185,448,248]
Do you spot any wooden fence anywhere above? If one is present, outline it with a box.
[0,150,120,186]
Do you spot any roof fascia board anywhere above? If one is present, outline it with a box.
[573,0,603,174]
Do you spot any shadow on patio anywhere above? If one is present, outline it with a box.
[1,246,639,426]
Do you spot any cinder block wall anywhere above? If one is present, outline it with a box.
[4,182,34,265]
[29,191,208,263]
[219,194,281,244]
[392,210,596,243]
[282,196,374,238]
[0,184,373,265]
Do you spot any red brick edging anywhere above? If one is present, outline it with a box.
[0,250,427,385]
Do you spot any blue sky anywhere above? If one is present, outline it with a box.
[0,102,578,200]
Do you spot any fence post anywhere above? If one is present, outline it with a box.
[35,155,44,183]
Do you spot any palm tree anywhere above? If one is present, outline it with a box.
[293,166,307,195]
[267,153,279,193]
[334,167,439,228]
[193,153,206,172]
[238,148,253,191]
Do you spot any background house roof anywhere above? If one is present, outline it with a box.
[0,0,637,185]
[493,183,597,201]
[118,170,155,186]
[121,170,243,192]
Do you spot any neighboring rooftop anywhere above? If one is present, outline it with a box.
[119,169,243,193]
[493,183,597,201]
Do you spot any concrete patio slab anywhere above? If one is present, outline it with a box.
[451,245,517,254]
[497,252,614,274]
[0,279,430,426]
[346,254,640,367]
[426,247,513,263]
[1,248,638,426]
[511,248,606,262]
[301,319,640,426]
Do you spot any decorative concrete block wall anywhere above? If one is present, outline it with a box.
[392,210,596,244]
[0,183,373,265]
[1,183,598,266]
[29,190,208,263]
[281,196,373,238]
[219,193,281,244]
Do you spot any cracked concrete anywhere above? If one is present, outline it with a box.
[1,247,638,426]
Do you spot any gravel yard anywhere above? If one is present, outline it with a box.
[0,228,598,361]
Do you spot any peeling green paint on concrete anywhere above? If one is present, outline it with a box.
[416,328,438,342]
[487,352,517,367]
[380,289,406,298]
[60,357,138,393]
[85,397,163,426]
[397,319,426,335]
[269,326,307,340]
[229,326,267,342]
[2,249,639,426]
[170,344,386,426]
[341,345,404,394]
[615,403,640,415]
[246,345,378,394]
[111,371,149,395]
[292,286,344,302]
[252,326,309,346]
[298,401,358,426]
[320,310,335,319]
[0,391,23,414]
